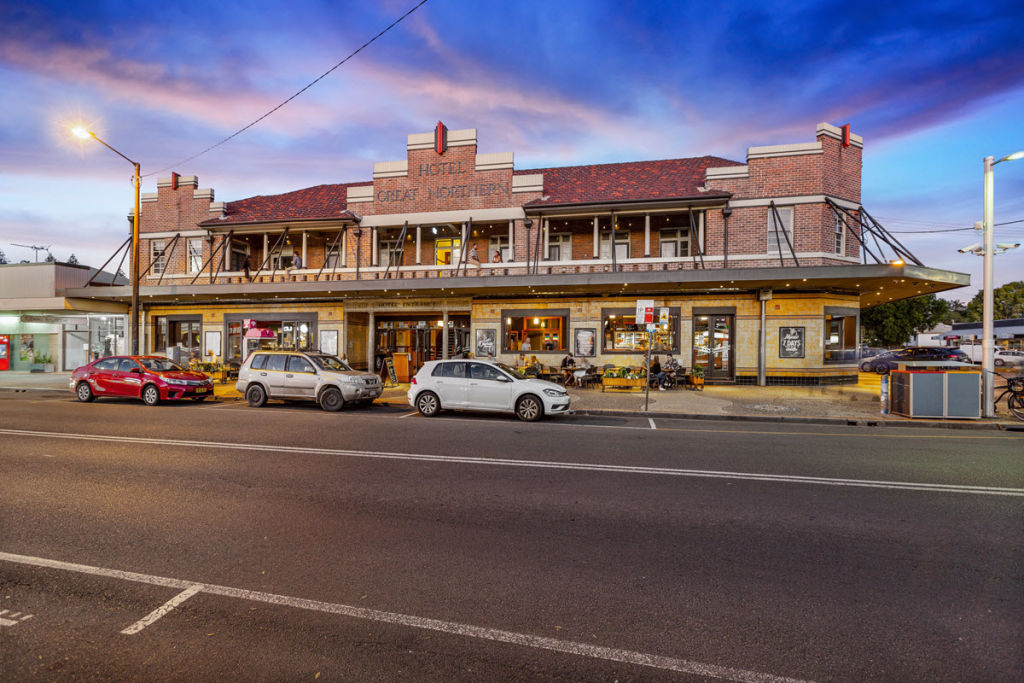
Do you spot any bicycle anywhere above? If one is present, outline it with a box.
[993,371,1024,421]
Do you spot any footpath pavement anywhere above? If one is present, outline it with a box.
[4,370,1022,431]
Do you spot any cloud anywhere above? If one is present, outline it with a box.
[0,39,336,137]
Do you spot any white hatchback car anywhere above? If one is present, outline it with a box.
[408,359,570,421]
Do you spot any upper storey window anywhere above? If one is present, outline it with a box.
[767,207,794,253]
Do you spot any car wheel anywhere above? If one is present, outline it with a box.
[142,384,161,406]
[320,387,344,412]
[245,384,267,408]
[859,362,872,372]
[76,382,95,403]
[416,391,440,417]
[874,363,889,375]
[515,394,543,422]
[995,358,1005,367]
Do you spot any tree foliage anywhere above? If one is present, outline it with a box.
[66,253,79,265]
[965,281,1024,321]
[861,294,950,347]
[0,249,7,264]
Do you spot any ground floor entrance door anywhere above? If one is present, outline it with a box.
[693,313,735,382]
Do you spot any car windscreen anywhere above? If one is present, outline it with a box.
[138,358,185,372]
[309,355,353,372]
[495,362,526,380]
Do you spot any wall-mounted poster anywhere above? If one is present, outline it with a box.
[19,335,35,362]
[779,326,805,358]
[475,328,496,358]
[320,329,338,356]
[575,328,596,357]
[204,331,222,360]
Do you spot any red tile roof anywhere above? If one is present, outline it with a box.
[200,183,367,226]
[517,156,741,207]
[201,156,742,226]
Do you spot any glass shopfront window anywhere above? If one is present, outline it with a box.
[225,314,317,363]
[824,309,858,363]
[151,316,201,363]
[502,310,568,353]
[602,307,679,353]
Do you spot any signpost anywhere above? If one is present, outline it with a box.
[636,300,655,412]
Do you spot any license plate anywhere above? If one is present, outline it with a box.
[194,388,208,394]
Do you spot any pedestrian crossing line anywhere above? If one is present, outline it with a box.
[0,551,809,683]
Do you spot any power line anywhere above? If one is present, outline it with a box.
[144,0,431,177]
[886,218,1024,234]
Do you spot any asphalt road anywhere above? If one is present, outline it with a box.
[1,391,1022,681]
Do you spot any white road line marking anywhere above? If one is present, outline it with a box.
[0,428,1020,496]
[0,552,807,682]
[153,404,1020,439]
[648,417,657,430]
[0,611,34,627]
[121,584,203,635]
[400,411,417,418]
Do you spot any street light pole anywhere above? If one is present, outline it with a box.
[981,151,1023,418]
[982,155,994,418]
[72,128,142,355]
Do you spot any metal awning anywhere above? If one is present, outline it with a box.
[62,263,969,309]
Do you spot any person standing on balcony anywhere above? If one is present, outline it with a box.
[492,249,502,263]
[468,242,481,269]
[291,252,302,270]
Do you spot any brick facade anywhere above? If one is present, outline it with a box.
[134,122,868,283]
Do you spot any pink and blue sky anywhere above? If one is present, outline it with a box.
[1,0,1022,300]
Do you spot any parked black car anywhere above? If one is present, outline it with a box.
[867,346,970,374]
[860,349,899,372]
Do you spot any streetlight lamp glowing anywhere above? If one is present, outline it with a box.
[998,151,1024,163]
[73,126,142,355]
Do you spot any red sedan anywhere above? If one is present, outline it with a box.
[70,355,214,405]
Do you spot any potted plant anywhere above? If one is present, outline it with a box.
[601,365,646,392]
[690,364,705,390]
[30,353,54,373]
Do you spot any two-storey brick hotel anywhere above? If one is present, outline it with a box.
[67,121,968,384]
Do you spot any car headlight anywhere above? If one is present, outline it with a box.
[165,378,187,386]
[543,388,567,398]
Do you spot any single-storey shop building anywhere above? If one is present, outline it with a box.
[66,121,968,384]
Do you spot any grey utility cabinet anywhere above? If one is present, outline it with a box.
[889,362,981,419]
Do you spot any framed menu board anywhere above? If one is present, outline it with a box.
[475,328,496,358]
[779,326,805,358]
[574,328,596,357]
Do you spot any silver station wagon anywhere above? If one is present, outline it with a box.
[236,351,382,411]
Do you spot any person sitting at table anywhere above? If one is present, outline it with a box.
[560,354,576,384]
[517,354,526,369]
[650,355,668,390]
[520,336,532,351]
[663,353,680,386]
[572,359,592,387]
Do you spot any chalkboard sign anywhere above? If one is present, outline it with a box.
[383,357,398,386]
[779,326,805,358]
